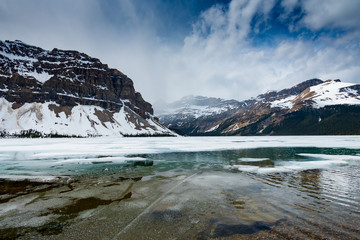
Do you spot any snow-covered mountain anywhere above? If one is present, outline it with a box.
[154,96,246,135]
[0,40,173,137]
[155,95,243,116]
[270,79,360,109]
[157,79,360,135]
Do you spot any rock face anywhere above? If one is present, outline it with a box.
[157,79,360,136]
[0,40,173,136]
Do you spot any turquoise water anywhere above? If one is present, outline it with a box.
[1,146,360,178]
[129,147,360,239]
[1,137,360,239]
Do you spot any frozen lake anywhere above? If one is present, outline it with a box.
[1,136,360,180]
[1,136,360,239]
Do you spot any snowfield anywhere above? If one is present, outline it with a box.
[270,80,360,109]
[0,98,170,137]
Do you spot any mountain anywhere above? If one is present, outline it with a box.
[0,40,173,137]
[156,79,360,135]
[154,96,249,135]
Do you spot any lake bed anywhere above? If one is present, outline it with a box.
[1,136,360,239]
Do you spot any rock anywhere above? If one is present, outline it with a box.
[0,40,173,136]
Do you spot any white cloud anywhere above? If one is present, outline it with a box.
[301,0,360,31]
[0,0,359,106]
[160,0,360,101]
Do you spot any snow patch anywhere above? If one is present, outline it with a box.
[22,71,54,84]
[0,51,37,62]
[205,124,220,132]
[270,95,297,109]
[309,80,360,108]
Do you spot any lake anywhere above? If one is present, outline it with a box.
[0,136,360,239]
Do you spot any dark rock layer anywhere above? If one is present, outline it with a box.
[0,40,152,119]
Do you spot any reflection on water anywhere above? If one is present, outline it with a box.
[125,147,360,239]
[1,147,360,239]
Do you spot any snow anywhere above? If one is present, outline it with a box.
[343,88,358,95]
[40,59,94,65]
[112,106,141,135]
[158,96,240,119]
[57,92,79,98]
[309,80,360,108]
[78,60,93,64]
[56,93,123,107]
[0,87,8,92]
[1,49,54,83]
[270,95,297,109]
[22,71,54,84]
[269,80,360,109]
[205,124,220,132]
[0,98,170,137]
[164,105,235,118]
[95,85,108,90]
[1,41,106,84]
[224,123,242,133]
[0,51,37,62]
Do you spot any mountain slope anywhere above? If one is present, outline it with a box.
[0,40,173,137]
[154,96,247,135]
[157,79,360,136]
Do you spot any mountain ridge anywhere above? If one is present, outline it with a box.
[156,79,360,136]
[0,40,173,137]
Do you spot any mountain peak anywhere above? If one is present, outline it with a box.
[158,79,360,136]
[257,78,324,102]
[0,40,173,137]
[292,79,359,109]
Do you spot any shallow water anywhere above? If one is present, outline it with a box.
[0,136,360,239]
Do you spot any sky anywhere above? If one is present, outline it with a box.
[1,0,360,105]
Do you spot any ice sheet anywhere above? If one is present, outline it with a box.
[0,136,359,179]
[237,157,270,162]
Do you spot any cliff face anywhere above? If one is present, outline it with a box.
[0,40,172,136]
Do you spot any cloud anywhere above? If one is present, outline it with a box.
[301,0,360,31]
[0,0,359,106]
[0,0,108,51]
[162,0,360,101]
[0,0,171,99]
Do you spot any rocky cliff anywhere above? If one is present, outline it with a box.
[0,40,173,137]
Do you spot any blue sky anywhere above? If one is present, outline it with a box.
[1,0,359,104]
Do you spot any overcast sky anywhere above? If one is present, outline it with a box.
[1,0,360,104]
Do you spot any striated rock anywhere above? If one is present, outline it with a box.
[0,40,153,117]
[0,40,173,136]
[257,79,324,102]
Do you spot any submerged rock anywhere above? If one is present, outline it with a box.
[198,218,286,238]
[125,160,154,167]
